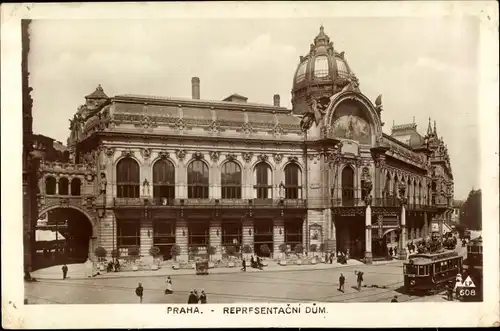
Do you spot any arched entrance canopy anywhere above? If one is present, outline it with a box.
[38,205,97,238]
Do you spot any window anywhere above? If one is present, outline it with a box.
[188,221,209,246]
[222,222,242,245]
[116,158,140,198]
[284,163,302,199]
[187,160,209,199]
[45,176,56,195]
[295,61,308,83]
[335,57,350,80]
[314,55,329,78]
[153,220,175,244]
[255,162,272,199]
[70,178,81,196]
[58,177,69,195]
[341,166,354,206]
[117,219,140,248]
[221,161,242,199]
[153,159,175,200]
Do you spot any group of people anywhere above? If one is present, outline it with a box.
[188,289,208,304]
[446,273,463,301]
[241,255,265,271]
[337,270,365,293]
[388,246,398,258]
[106,260,121,273]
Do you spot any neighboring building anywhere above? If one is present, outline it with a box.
[460,189,482,230]
[451,200,464,223]
[33,26,454,264]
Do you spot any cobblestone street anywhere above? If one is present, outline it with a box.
[25,261,451,304]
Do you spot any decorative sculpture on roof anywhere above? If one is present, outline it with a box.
[374,94,383,119]
[300,96,330,131]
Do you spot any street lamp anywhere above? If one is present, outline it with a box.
[362,179,373,264]
[398,182,408,260]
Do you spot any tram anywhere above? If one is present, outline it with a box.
[403,250,463,295]
[463,236,483,301]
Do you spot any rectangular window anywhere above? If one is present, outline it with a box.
[222,186,241,199]
[188,186,209,199]
[117,185,140,198]
[188,222,209,246]
[222,223,242,245]
[117,219,140,249]
[153,185,175,200]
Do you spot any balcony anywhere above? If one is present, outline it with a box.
[112,197,307,209]
[331,197,434,210]
[39,194,97,210]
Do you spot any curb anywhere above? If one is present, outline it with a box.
[32,262,370,281]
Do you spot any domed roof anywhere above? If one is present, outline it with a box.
[291,26,359,115]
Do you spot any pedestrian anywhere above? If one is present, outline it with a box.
[338,273,345,292]
[394,247,398,257]
[330,253,334,264]
[391,295,398,303]
[165,276,173,294]
[135,283,144,303]
[355,270,364,291]
[188,290,198,304]
[241,258,246,272]
[250,255,255,268]
[388,247,393,258]
[199,290,207,304]
[62,264,68,280]
[446,281,454,301]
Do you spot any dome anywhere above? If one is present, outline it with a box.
[291,26,359,115]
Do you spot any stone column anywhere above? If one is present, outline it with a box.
[175,216,188,261]
[140,216,153,260]
[423,212,429,238]
[99,211,116,255]
[242,217,254,255]
[273,216,285,258]
[398,204,408,260]
[365,204,373,264]
[209,217,222,260]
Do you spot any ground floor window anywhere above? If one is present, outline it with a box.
[254,219,273,257]
[285,220,302,250]
[117,219,140,253]
[153,219,175,260]
[188,221,209,247]
[222,222,242,248]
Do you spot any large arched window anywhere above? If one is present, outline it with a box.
[284,163,302,199]
[45,176,56,195]
[153,159,175,201]
[255,162,272,199]
[341,166,354,206]
[58,177,69,195]
[71,178,81,196]
[116,158,140,198]
[188,160,209,199]
[221,161,241,199]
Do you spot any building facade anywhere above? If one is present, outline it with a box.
[34,27,455,264]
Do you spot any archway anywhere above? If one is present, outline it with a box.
[34,207,95,270]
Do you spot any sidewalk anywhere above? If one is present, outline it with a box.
[30,258,404,281]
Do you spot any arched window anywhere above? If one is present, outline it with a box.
[221,161,241,199]
[188,160,209,199]
[71,178,81,196]
[116,158,140,198]
[413,179,417,206]
[383,173,391,198]
[45,176,56,195]
[284,163,302,199]
[58,177,69,195]
[255,162,272,199]
[153,159,175,201]
[393,175,399,198]
[341,166,354,206]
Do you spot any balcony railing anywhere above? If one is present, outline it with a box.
[112,197,307,209]
[331,197,434,210]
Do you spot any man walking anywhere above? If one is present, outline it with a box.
[338,273,345,292]
[356,271,364,291]
[135,283,144,303]
[241,258,246,272]
[61,264,68,280]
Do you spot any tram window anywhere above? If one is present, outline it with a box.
[403,265,406,274]
[418,266,425,275]
[479,246,483,254]
[435,264,441,273]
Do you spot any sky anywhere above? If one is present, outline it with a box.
[28,17,480,200]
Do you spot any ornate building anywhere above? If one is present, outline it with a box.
[34,26,454,264]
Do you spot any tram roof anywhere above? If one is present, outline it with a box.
[406,250,460,265]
